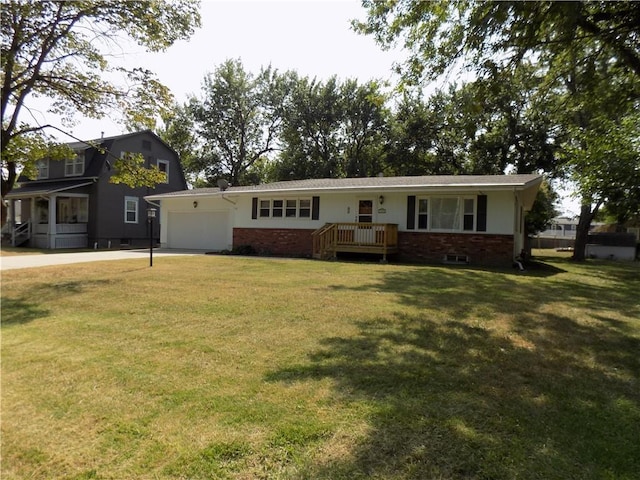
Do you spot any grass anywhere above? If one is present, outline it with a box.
[1,252,639,479]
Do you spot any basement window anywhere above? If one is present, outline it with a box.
[443,254,470,264]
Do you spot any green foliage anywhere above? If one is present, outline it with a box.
[110,152,167,188]
[188,59,294,186]
[0,129,74,183]
[157,102,199,185]
[274,76,390,180]
[354,1,640,86]
[525,180,559,236]
[356,0,640,261]
[1,0,201,201]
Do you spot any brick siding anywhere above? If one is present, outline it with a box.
[397,231,514,266]
[233,228,315,257]
[233,228,514,265]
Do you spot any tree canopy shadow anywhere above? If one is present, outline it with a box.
[266,262,640,479]
[267,312,639,479]
[1,297,50,326]
[1,279,111,327]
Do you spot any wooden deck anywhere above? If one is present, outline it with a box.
[312,223,399,261]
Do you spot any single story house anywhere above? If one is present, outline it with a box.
[5,130,187,249]
[145,174,543,266]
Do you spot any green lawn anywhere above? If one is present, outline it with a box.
[2,253,639,479]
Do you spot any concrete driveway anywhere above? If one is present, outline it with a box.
[0,249,205,271]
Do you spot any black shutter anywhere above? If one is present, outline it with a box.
[407,196,416,230]
[477,195,487,232]
[252,197,258,219]
[312,196,320,220]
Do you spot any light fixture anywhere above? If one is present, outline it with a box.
[193,201,198,208]
[147,207,157,267]
[379,195,385,205]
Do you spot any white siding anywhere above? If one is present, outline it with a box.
[158,197,233,250]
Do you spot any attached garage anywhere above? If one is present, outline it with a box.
[167,211,230,251]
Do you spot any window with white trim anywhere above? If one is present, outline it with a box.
[463,198,475,230]
[65,152,84,176]
[35,159,49,179]
[157,159,169,183]
[415,196,475,232]
[259,197,313,219]
[259,199,271,217]
[417,198,428,229]
[299,199,311,218]
[124,196,139,223]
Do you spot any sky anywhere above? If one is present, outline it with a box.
[46,0,405,142]
[31,0,579,214]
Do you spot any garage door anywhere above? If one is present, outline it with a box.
[167,211,229,250]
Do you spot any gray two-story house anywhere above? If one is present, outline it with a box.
[5,130,187,249]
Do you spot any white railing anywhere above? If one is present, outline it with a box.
[56,223,88,234]
[12,220,31,246]
[55,235,88,249]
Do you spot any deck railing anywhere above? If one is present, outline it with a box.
[312,222,398,261]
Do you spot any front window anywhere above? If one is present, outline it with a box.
[463,198,475,231]
[124,196,139,223]
[431,197,460,230]
[258,198,313,219]
[272,200,283,217]
[415,196,475,232]
[418,198,428,229]
[56,197,88,223]
[299,199,311,218]
[259,199,271,217]
[65,152,84,176]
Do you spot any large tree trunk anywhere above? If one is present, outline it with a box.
[1,161,18,225]
[572,201,602,261]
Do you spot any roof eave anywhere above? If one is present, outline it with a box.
[145,177,543,201]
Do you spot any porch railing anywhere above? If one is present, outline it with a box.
[33,223,88,234]
[12,220,31,247]
[312,222,398,261]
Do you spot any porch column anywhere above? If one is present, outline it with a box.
[48,195,57,249]
[10,198,16,246]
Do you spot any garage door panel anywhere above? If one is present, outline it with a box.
[167,211,229,250]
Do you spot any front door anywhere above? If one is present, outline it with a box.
[357,199,374,223]
[355,199,374,244]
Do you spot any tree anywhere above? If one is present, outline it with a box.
[275,76,345,180]
[341,79,390,177]
[188,59,293,186]
[356,0,640,260]
[1,0,201,221]
[157,102,199,186]
[274,76,389,180]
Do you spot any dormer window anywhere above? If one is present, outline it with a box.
[35,159,49,179]
[65,152,84,176]
[157,159,169,183]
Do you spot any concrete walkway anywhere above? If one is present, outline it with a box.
[0,249,206,271]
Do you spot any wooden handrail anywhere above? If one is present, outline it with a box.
[313,223,398,259]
